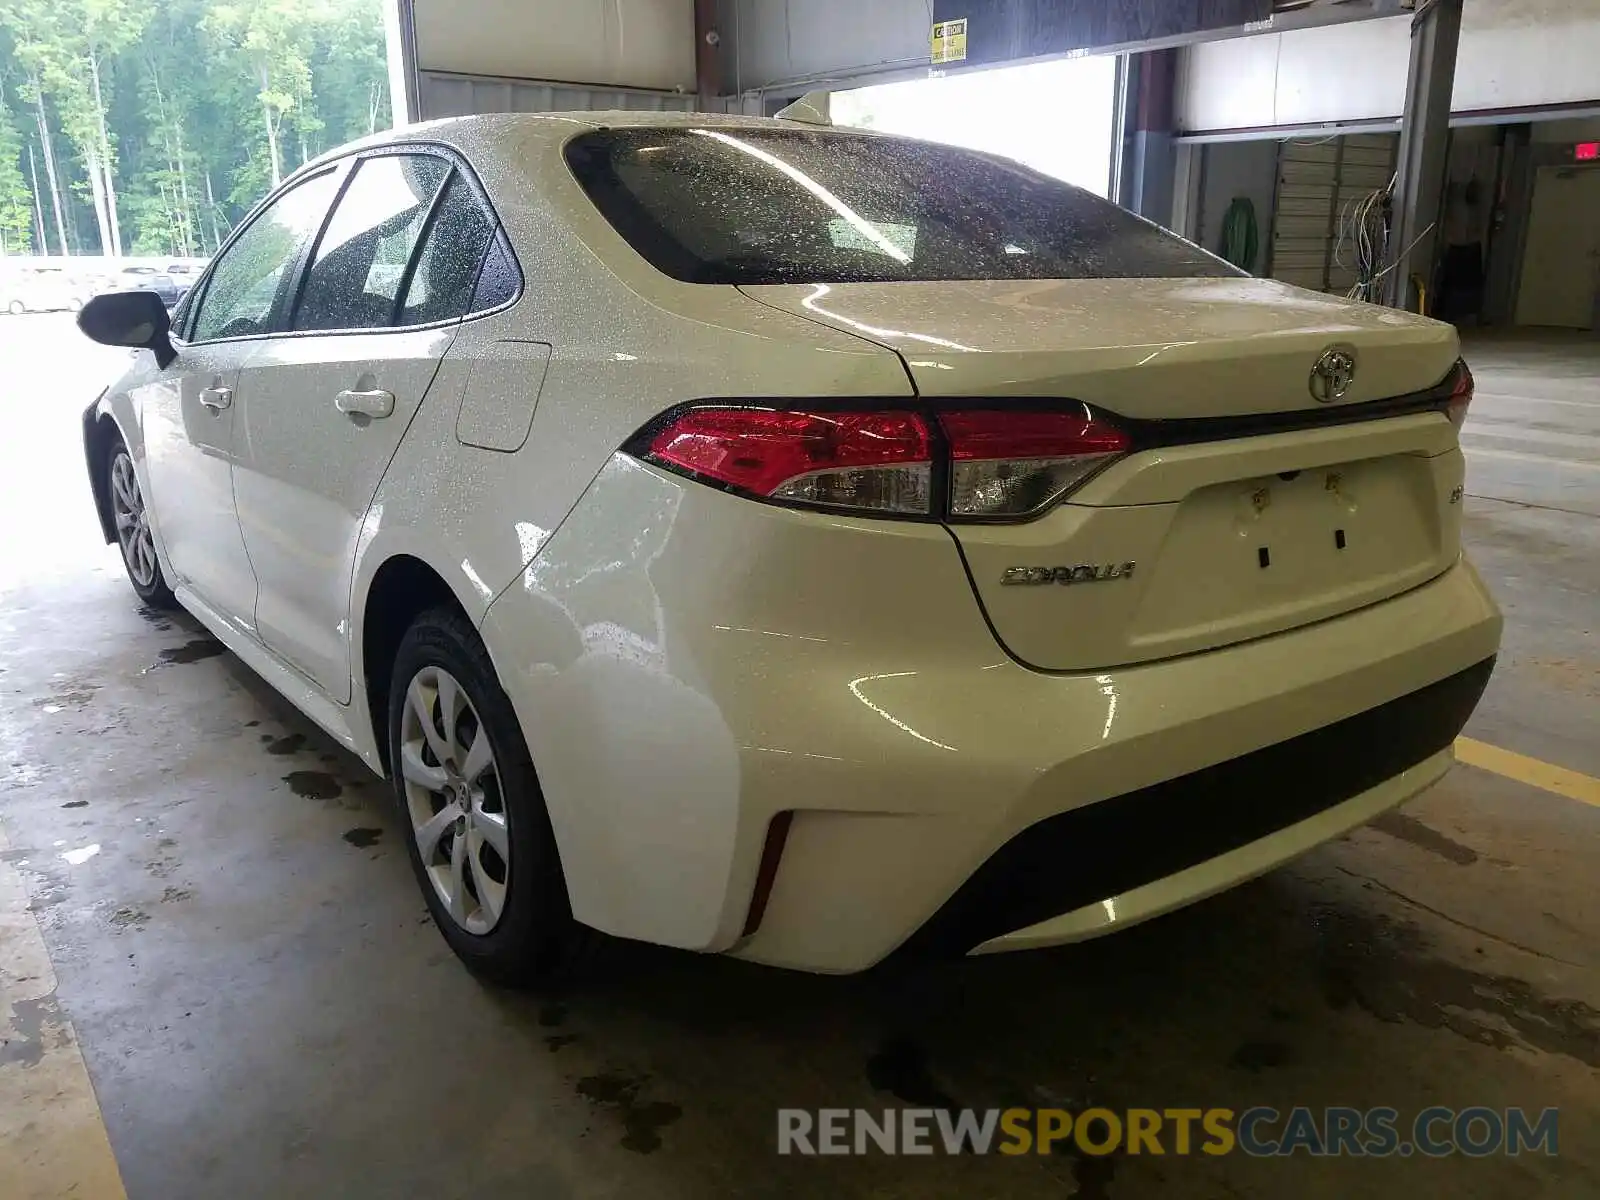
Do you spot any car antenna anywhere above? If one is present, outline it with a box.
[774,90,832,126]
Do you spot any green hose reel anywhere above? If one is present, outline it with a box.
[1219,197,1259,274]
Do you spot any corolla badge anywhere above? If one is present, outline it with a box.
[1001,563,1136,586]
[1309,347,1357,403]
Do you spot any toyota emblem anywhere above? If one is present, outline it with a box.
[1309,348,1357,403]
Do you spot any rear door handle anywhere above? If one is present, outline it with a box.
[199,386,232,412]
[335,388,395,419]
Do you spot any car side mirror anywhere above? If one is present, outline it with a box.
[77,290,177,368]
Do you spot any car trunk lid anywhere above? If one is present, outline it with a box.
[744,277,1466,671]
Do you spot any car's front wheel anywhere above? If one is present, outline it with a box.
[388,609,593,985]
[106,438,177,608]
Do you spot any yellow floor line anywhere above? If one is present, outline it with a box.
[0,822,127,1200]
[1456,737,1600,808]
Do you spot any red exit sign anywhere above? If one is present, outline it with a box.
[1576,141,1600,161]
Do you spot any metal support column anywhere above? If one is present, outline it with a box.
[1383,0,1463,308]
[1123,49,1178,227]
[382,0,420,127]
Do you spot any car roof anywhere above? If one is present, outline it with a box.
[302,110,841,168]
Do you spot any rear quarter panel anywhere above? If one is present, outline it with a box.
[348,124,908,754]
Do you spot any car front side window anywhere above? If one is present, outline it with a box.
[191,170,342,342]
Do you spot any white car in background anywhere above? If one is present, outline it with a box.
[77,113,1501,983]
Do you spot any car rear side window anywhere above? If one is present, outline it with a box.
[398,175,504,326]
[566,127,1241,285]
[293,154,450,332]
[469,231,519,313]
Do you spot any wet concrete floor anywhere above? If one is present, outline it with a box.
[1,317,1595,1198]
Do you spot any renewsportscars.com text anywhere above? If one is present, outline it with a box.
[777,1106,1559,1158]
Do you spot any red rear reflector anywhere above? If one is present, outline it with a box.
[1445,360,1474,429]
[741,810,793,938]
[938,408,1130,518]
[939,409,1130,460]
[647,408,933,514]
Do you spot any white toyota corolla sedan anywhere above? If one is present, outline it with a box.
[78,111,1502,983]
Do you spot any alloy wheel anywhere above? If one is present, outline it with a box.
[399,665,511,935]
[110,450,158,589]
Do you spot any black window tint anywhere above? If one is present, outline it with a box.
[193,171,341,341]
[469,232,518,312]
[566,128,1241,284]
[399,176,496,325]
[294,154,449,331]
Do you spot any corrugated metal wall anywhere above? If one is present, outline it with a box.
[412,0,696,91]
[1269,133,1396,294]
[417,72,698,119]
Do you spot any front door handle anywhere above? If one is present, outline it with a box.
[335,388,395,419]
[199,385,233,412]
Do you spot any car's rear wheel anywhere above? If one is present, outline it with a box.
[7,299,23,315]
[106,438,177,608]
[388,609,593,985]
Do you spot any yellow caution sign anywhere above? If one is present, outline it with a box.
[931,18,967,65]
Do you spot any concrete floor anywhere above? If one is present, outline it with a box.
[1,316,1596,1199]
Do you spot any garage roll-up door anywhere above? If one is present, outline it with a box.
[418,75,696,120]
[1270,133,1396,295]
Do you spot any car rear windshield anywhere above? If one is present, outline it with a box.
[565,127,1241,285]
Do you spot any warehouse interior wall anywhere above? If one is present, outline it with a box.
[713,0,930,95]
[1531,115,1600,144]
[1433,126,1501,323]
[1193,140,1279,273]
[1179,0,1600,132]
[1515,164,1600,327]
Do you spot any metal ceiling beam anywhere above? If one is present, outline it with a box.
[712,0,1409,101]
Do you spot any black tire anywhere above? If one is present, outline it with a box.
[104,434,178,609]
[388,608,594,986]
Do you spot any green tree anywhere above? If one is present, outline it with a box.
[205,0,317,188]
[316,0,389,141]
[0,0,389,258]
[0,97,36,252]
[1,0,73,253]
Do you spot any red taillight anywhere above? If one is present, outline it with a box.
[939,408,1130,519]
[1445,360,1474,429]
[647,408,933,515]
[641,403,1129,520]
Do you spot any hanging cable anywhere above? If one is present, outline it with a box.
[1337,181,1394,303]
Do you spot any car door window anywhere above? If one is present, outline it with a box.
[293,154,450,332]
[469,231,519,313]
[191,171,341,341]
[398,174,504,326]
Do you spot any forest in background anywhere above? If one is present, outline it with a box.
[0,0,389,259]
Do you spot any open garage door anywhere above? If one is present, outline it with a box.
[829,56,1119,196]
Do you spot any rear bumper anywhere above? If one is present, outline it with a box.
[482,457,1501,974]
[733,566,1498,973]
[903,656,1492,959]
